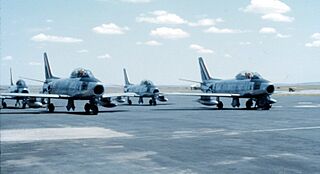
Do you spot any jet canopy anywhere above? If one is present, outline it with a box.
[16,80,27,87]
[70,68,95,78]
[140,80,154,86]
[235,71,262,80]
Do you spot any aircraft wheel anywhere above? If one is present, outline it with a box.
[149,99,153,105]
[48,103,55,113]
[153,100,157,106]
[22,103,27,109]
[84,103,91,113]
[217,101,223,109]
[91,105,99,115]
[246,99,253,109]
[128,100,132,105]
[2,102,7,108]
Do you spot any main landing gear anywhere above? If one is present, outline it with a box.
[216,97,223,109]
[1,99,7,108]
[48,103,55,112]
[149,97,157,106]
[84,99,99,115]
[127,97,132,105]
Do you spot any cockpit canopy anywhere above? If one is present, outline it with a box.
[140,80,154,86]
[16,80,27,87]
[70,68,95,78]
[235,71,262,80]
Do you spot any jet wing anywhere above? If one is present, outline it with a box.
[0,93,71,99]
[102,92,137,98]
[163,92,241,97]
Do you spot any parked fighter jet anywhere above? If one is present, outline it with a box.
[170,57,276,110]
[0,53,132,114]
[123,68,168,105]
[1,68,42,108]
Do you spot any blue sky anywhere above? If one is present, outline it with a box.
[1,0,319,85]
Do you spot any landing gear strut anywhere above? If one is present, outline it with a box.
[138,97,143,104]
[231,98,240,108]
[66,99,75,111]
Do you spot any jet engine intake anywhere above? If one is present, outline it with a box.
[153,88,160,94]
[266,85,275,94]
[94,85,104,95]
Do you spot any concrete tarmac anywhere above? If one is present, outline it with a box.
[1,96,320,174]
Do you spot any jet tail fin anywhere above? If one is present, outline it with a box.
[44,52,59,80]
[198,57,212,82]
[123,68,132,86]
[10,68,14,86]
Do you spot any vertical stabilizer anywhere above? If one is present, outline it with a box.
[198,57,212,81]
[10,68,14,86]
[123,68,132,86]
[44,52,58,80]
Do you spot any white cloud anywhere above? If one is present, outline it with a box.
[305,41,320,48]
[188,18,223,27]
[242,0,294,23]
[120,0,151,3]
[306,32,320,48]
[150,27,189,39]
[261,13,294,22]
[29,62,41,66]
[97,53,111,59]
[243,0,290,14]
[137,11,187,24]
[189,44,214,54]
[136,40,162,46]
[276,33,291,38]
[205,26,243,34]
[259,27,291,38]
[92,23,129,35]
[240,41,251,45]
[31,33,83,43]
[77,49,89,53]
[46,19,53,23]
[311,33,320,40]
[224,54,232,58]
[259,27,277,34]
[2,56,13,61]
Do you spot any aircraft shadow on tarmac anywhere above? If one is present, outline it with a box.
[119,103,174,106]
[151,107,260,111]
[0,109,129,115]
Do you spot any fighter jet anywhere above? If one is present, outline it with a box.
[1,68,42,108]
[170,57,276,110]
[123,68,168,105]
[0,53,132,114]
